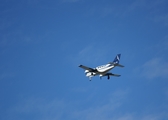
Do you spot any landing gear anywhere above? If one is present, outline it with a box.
[107,75,110,80]
[89,77,92,81]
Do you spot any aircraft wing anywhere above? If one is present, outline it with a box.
[107,73,121,77]
[79,65,95,71]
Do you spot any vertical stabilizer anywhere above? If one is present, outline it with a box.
[113,54,121,64]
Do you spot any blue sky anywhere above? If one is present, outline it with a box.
[0,0,168,120]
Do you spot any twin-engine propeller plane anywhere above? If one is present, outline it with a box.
[79,54,124,81]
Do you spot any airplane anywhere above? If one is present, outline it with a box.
[79,54,124,81]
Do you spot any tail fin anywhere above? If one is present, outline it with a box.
[109,54,124,67]
[112,54,124,67]
[113,54,121,64]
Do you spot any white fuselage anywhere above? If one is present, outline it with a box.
[85,64,114,77]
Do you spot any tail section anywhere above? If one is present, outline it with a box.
[110,54,124,67]
[113,54,121,64]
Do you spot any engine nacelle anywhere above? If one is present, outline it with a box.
[85,70,89,73]
[85,70,96,77]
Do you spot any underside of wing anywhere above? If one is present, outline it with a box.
[106,73,121,77]
[79,65,94,71]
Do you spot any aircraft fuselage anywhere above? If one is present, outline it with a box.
[85,64,115,77]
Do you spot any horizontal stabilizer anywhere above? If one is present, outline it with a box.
[115,64,124,67]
